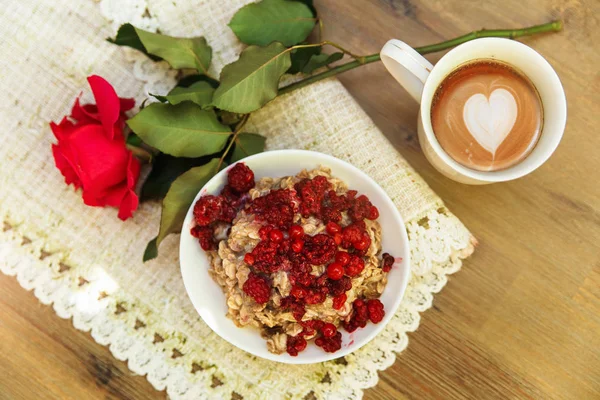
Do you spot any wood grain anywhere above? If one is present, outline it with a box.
[1,0,598,399]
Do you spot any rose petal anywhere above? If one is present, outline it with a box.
[71,97,99,124]
[87,75,120,139]
[126,151,141,189]
[67,124,130,192]
[117,189,139,220]
[50,117,78,141]
[119,97,135,112]
[52,144,82,188]
[82,188,105,206]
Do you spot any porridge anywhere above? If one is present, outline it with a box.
[190,163,396,356]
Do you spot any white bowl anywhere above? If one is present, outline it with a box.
[180,150,411,364]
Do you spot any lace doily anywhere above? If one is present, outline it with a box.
[0,0,475,398]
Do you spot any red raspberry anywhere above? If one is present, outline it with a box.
[295,176,331,217]
[242,273,270,304]
[259,225,272,240]
[249,241,284,273]
[291,286,308,299]
[345,255,365,277]
[321,323,337,338]
[367,205,379,220]
[335,251,350,265]
[349,194,375,222]
[326,262,344,280]
[328,275,351,297]
[291,239,304,253]
[315,331,342,353]
[269,228,284,243]
[286,335,307,356]
[321,206,342,223]
[249,189,296,229]
[190,226,215,250]
[342,224,363,244]
[367,299,385,323]
[303,234,337,265]
[289,225,304,239]
[332,293,347,310]
[305,291,326,305]
[381,253,394,272]
[281,297,307,321]
[326,221,342,235]
[227,163,255,193]
[344,298,369,332]
[193,195,234,226]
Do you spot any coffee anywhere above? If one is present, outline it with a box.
[431,60,543,171]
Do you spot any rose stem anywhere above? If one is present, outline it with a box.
[277,20,562,96]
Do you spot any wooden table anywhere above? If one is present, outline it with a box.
[1,0,598,398]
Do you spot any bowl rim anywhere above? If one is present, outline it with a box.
[179,149,411,364]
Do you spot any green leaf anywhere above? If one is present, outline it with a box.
[212,42,291,113]
[143,238,158,262]
[301,52,343,73]
[141,153,216,201]
[230,133,266,162]
[177,74,219,89]
[229,0,316,46]
[145,159,220,261]
[288,45,321,74]
[108,23,212,74]
[107,23,161,61]
[127,102,231,158]
[163,81,215,106]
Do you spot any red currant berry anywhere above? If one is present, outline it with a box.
[327,262,344,280]
[353,234,370,251]
[291,286,308,299]
[321,323,336,338]
[335,251,350,265]
[326,221,341,235]
[269,229,284,243]
[291,239,304,253]
[289,225,304,239]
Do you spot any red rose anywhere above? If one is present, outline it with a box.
[51,75,140,220]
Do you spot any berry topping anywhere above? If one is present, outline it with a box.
[286,335,307,356]
[227,163,255,193]
[335,251,351,266]
[326,262,344,280]
[289,224,304,239]
[315,331,342,353]
[303,234,337,265]
[381,253,394,272]
[321,323,337,338]
[367,299,385,323]
[242,273,270,304]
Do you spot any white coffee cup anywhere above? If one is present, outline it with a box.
[380,38,566,184]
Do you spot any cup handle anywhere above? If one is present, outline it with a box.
[380,39,434,103]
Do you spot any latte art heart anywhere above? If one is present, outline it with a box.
[462,89,518,157]
[431,60,542,172]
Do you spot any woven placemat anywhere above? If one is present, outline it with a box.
[0,0,475,398]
